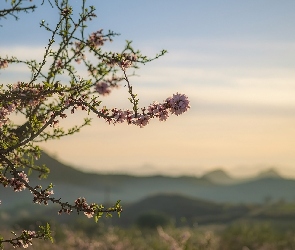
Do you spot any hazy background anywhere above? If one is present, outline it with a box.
[1,0,295,177]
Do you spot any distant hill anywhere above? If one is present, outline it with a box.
[116,194,252,227]
[202,169,236,184]
[201,168,283,185]
[3,193,295,229]
[0,193,253,228]
[1,152,295,209]
[255,168,282,179]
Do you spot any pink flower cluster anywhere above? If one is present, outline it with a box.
[148,102,169,121]
[95,82,111,96]
[166,92,191,116]
[2,83,48,129]
[55,59,63,69]
[32,185,54,205]
[93,75,121,95]
[0,171,29,192]
[0,103,16,127]
[105,53,138,70]
[11,82,46,106]
[74,197,95,218]
[87,29,108,48]
[13,230,37,249]
[73,29,110,64]
[0,82,49,128]
[118,53,138,70]
[0,59,8,69]
[98,93,190,128]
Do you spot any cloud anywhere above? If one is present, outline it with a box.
[2,44,294,117]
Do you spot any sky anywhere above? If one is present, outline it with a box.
[1,0,295,177]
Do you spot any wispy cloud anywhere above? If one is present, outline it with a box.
[2,31,295,177]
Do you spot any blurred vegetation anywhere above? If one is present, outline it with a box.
[2,153,295,249]
[219,221,295,250]
[135,211,173,229]
[2,221,295,249]
[2,198,295,249]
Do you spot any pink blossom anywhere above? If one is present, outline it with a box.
[158,109,169,121]
[166,93,190,115]
[28,99,40,106]
[105,53,137,70]
[125,110,135,124]
[0,59,8,69]
[134,114,150,128]
[96,93,189,127]
[119,59,132,70]
[0,103,17,127]
[148,102,169,121]
[32,185,54,205]
[52,120,59,128]
[84,209,95,218]
[17,230,36,248]
[118,54,137,70]
[9,171,29,192]
[95,82,111,96]
[55,59,63,69]
[112,108,127,123]
[64,98,71,107]
[74,197,96,218]
[88,30,106,48]
[0,109,9,127]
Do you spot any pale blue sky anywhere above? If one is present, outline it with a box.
[1,1,295,177]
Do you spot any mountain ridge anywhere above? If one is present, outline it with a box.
[38,151,285,181]
[1,151,293,208]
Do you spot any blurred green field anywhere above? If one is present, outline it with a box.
[2,200,295,249]
[2,220,295,250]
